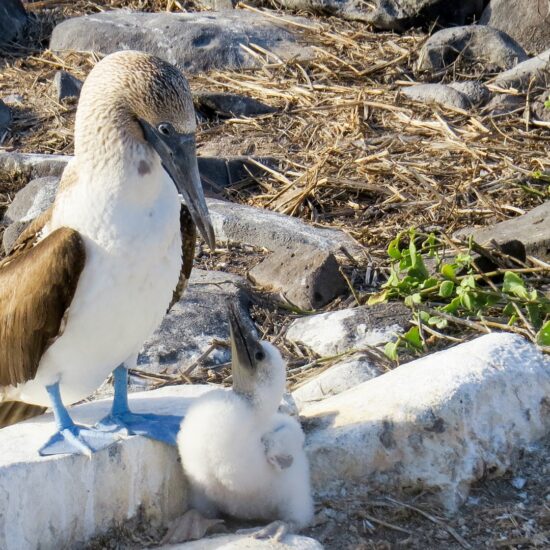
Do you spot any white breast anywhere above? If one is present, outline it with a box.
[16,157,182,406]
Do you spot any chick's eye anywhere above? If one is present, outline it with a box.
[255,351,265,362]
[158,123,172,136]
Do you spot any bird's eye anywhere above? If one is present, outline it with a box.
[255,351,265,362]
[158,123,172,136]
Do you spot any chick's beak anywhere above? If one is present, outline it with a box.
[139,119,216,251]
[228,302,263,376]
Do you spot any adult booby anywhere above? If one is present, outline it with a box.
[0,50,215,455]
[174,304,313,542]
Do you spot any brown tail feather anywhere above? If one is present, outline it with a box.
[0,401,47,428]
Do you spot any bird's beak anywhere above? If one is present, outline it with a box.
[228,302,263,383]
[139,119,216,251]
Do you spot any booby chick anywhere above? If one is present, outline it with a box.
[174,304,313,542]
[0,50,215,455]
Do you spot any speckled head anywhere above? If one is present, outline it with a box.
[75,50,215,249]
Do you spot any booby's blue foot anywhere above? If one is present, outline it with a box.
[95,365,182,446]
[39,382,121,457]
[39,424,121,457]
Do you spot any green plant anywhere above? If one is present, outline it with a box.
[368,229,550,360]
[545,95,550,110]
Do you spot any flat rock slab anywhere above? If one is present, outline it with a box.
[53,70,83,101]
[481,0,550,55]
[137,270,252,380]
[492,49,550,91]
[417,25,527,76]
[163,534,323,549]
[194,92,277,119]
[50,11,313,74]
[0,0,27,46]
[285,303,409,357]
[0,385,214,550]
[208,198,363,258]
[302,333,550,510]
[457,202,550,261]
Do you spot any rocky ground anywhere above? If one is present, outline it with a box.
[1,0,550,549]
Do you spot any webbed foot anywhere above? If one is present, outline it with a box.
[95,411,182,446]
[237,520,290,542]
[39,424,122,457]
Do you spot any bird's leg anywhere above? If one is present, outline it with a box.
[39,382,121,457]
[95,364,182,445]
[237,520,293,542]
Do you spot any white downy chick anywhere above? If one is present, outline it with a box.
[176,303,313,541]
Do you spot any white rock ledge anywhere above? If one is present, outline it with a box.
[163,533,323,549]
[0,386,212,550]
[302,333,550,510]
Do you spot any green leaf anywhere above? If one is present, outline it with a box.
[428,316,448,329]
[404,293,422,307]
[441,264,456,280]
[367,290,388,305]
[460,292,474,311]
[418,311,431,323]
[460,275,476,289]
[526,303,543,330]
[503,272,529,300]
[387,235,402,260]
[384,341,399,360]
[536,320,550,346]
[439,280,455,298]
[441,296,461,314]
[403,326,423,350]
[409,238,418,268]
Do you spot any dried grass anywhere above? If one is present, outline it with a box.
[2,2,548,260]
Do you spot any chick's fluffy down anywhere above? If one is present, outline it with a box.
[178,389,313,527]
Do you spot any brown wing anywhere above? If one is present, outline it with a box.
[0,226,86,387]
[169,204,197,310]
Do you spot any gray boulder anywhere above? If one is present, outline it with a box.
[481,0,550,55]
[53,71,83,102]
[2,176,60,254]
[402,83,471,110]
[492,49,550,91]
[532,90,550,122]
[0,152,69,179]
[50,11,313,74]
[457,201,550,261]
[248,247,348,310]
[194,92,277,119]
[0,100,11,135]
[0,0,27,46]
[3,176,59,226]
[482,94,525,116]
[417,25,528,76]
[136,270,252,380]
[366,0,485,30]
[257,0,484,29]
[285,303,410,357]
[448,81,491,107]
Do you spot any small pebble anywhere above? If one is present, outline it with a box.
[511,477,526,489]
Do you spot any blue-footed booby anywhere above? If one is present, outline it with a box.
[0,50,215,455]
[171,303,313,543]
